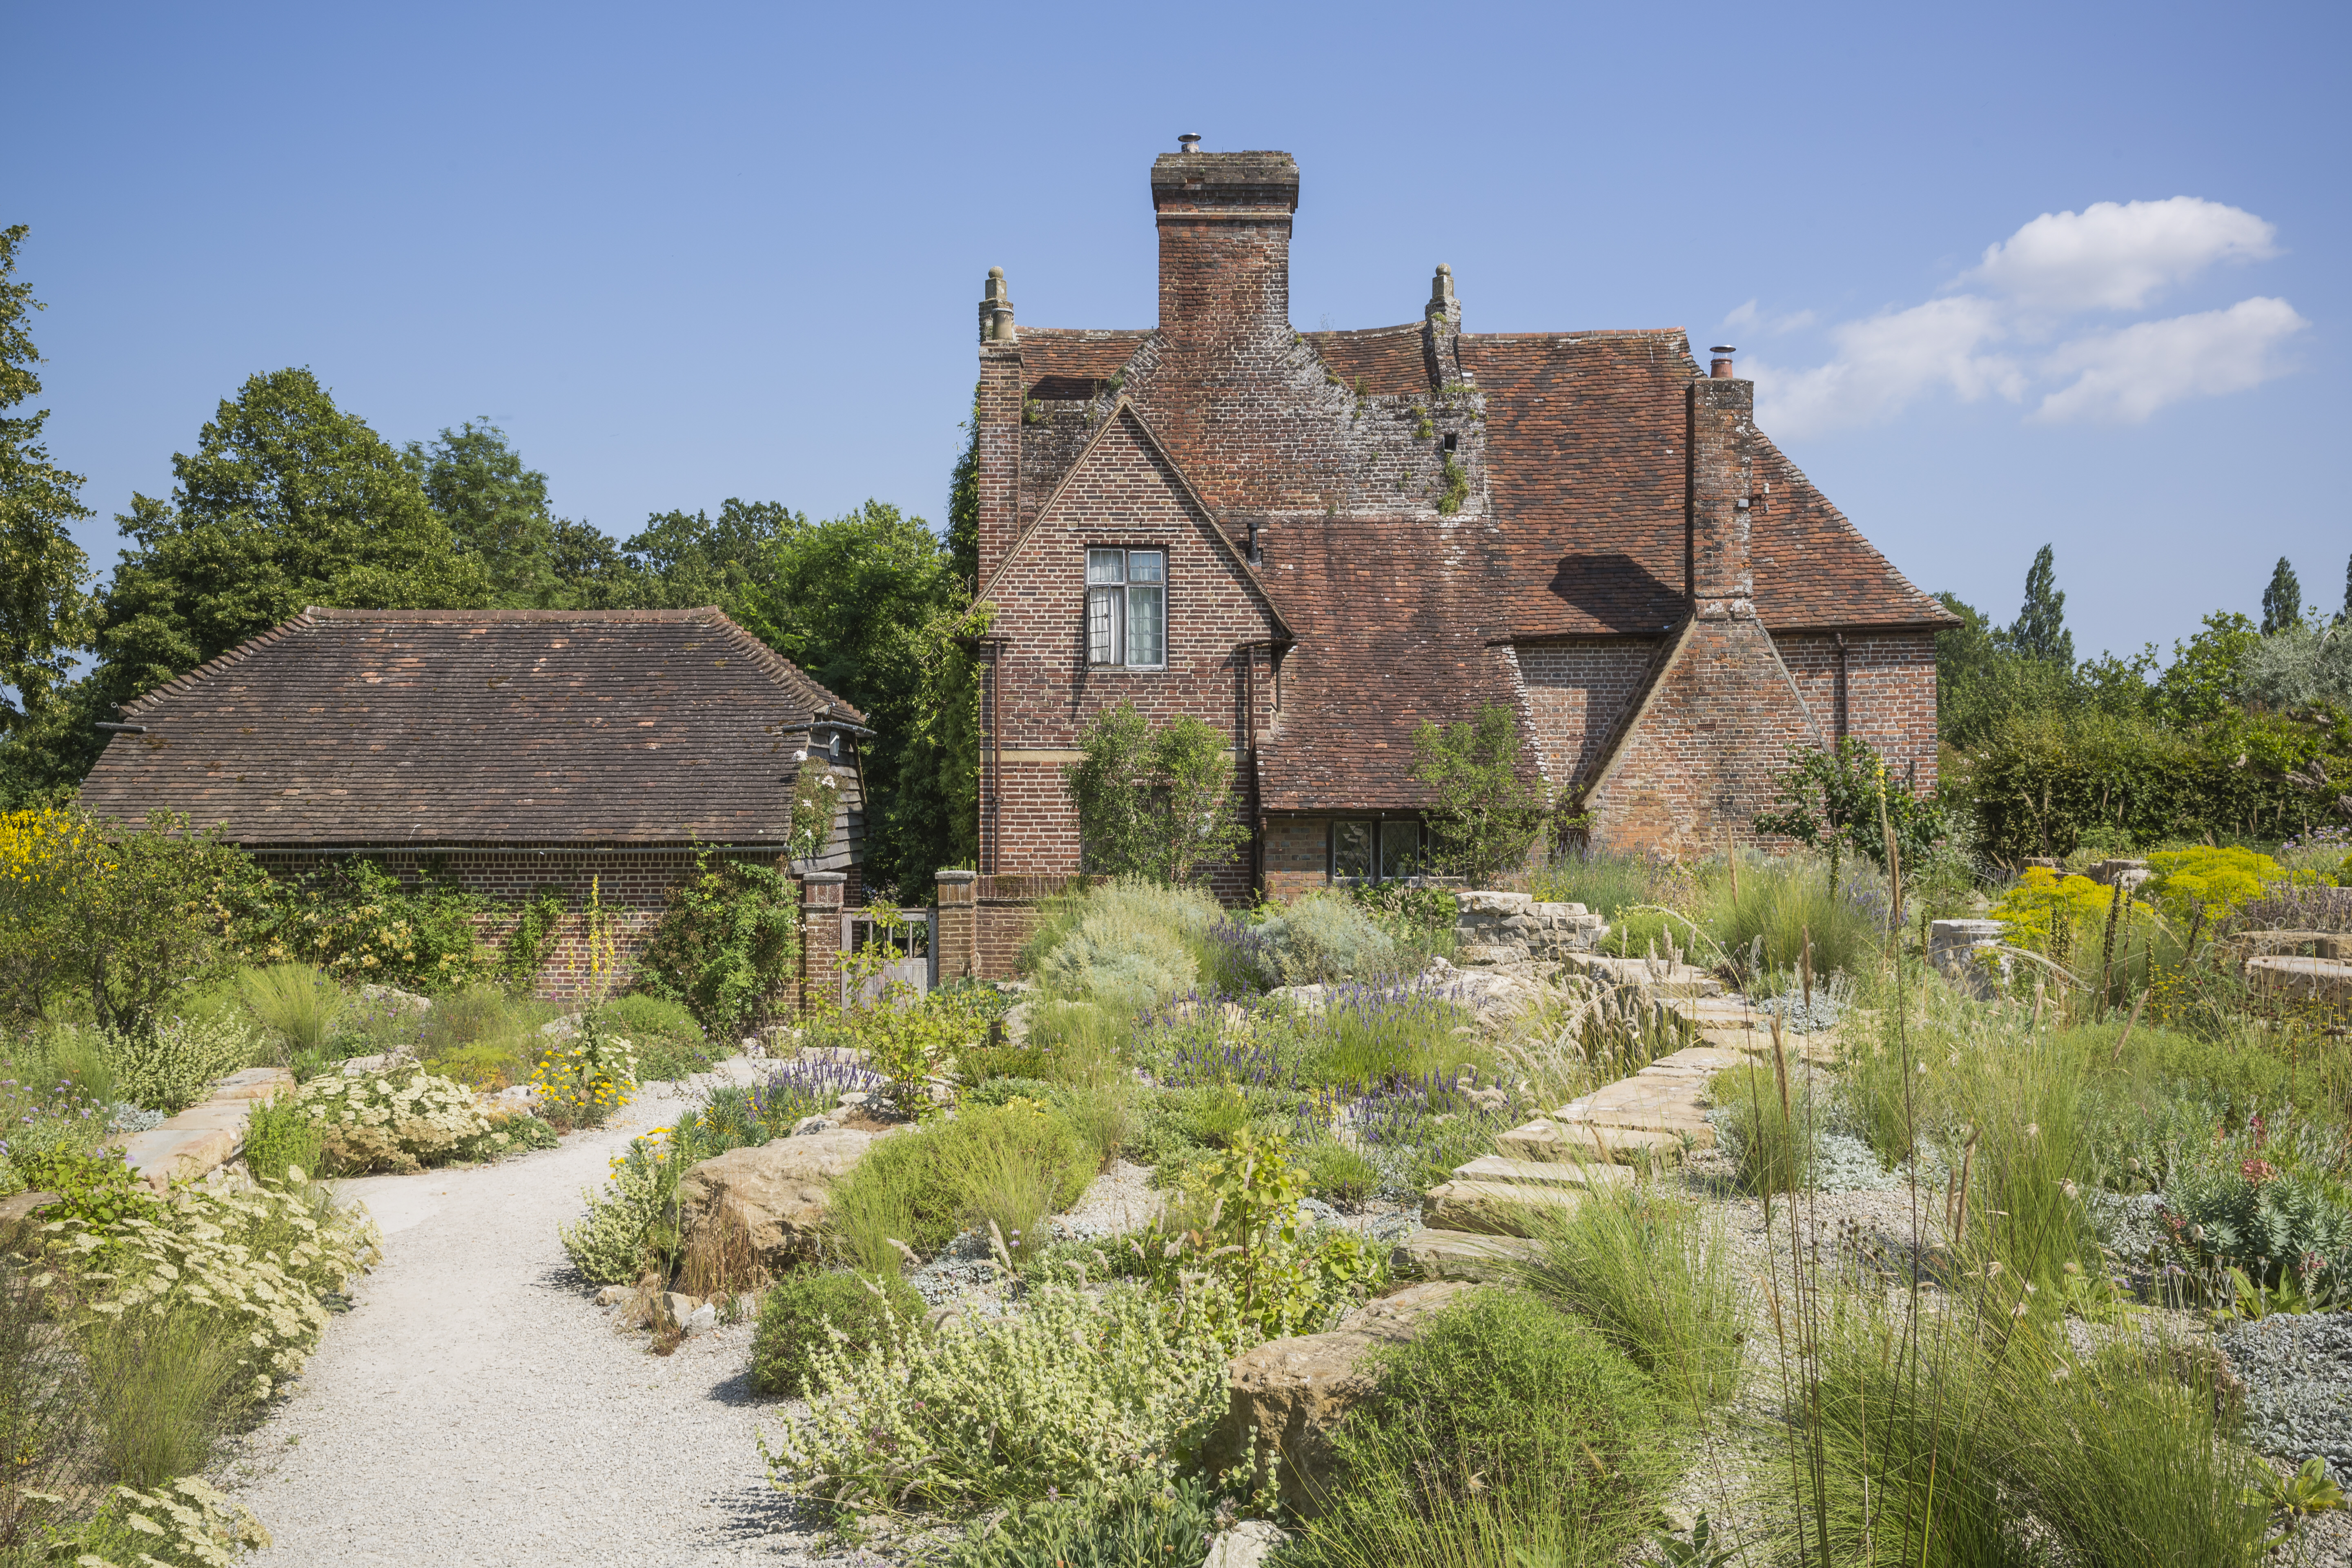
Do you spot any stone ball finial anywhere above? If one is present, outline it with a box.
[989,266,1004,279]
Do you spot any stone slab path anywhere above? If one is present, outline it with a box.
[223,1064,848,1568]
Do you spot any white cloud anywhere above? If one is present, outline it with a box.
[1744,196,2298,438]
[2034,296,2308,423]
[1722,298,1818,336]
[1747,296,2022,439]
[1967,196,2276,314]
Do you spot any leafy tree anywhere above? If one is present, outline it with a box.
[1063,700,1247,885]
[947,384,980,585]
[890,592,991,882]
[1753,737,1949,895]
[92,368,490,713]
[401,419,558,603]
[2341,550,2351,626]
[2262,557,2304,636]
[1411,704,1551,886]
[738,500,962,897]
[0,225,96,744]
[620,498,795,615]
[2009,543,2073,666]
[2153,611,2261,727]
[2241,620,2352,713]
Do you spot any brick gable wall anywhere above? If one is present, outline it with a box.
[1583,618,1825,859]
[980,408,1278,902]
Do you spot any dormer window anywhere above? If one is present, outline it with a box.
[1087,548,1165,668]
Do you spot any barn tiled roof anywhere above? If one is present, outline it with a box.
[1303,324,1430,399]
[1463,331,1956,635]
[78,608,865,848]
[1255,518,1533,813]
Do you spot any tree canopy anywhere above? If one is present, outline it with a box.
[0,225,95,743]
[94,368,491,714]
[2009,543,2073,666]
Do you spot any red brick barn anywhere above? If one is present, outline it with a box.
[76,607,871,998]
[969,145,1953,900]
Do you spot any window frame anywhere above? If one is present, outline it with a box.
[1328,818,1430,883]
[1085,546,1168,671]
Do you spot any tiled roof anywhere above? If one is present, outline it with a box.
[79,608,864,848]
[1463,331,1956,635]
[1017,329,1152,401]
[1303,324,1430,398]
[1255,517,1533,813]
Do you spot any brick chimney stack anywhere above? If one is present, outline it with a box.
[1151,147,1300,340]
[1686,370,1756,619]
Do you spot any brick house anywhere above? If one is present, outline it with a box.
[77,607,871,998]
[969,145,1954,900]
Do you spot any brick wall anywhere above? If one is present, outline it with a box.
[1584,618,1824,859]
[1516,640,1661,789]
[1774,630,1941,793]
[1263,815,1332,900]
[247,847,861,1015]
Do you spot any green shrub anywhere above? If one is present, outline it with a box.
[943,1474,1223,1568]
[233,963,342,1056]
[604,993,719,1081]
[241,1096,323,1185]
[825,1102,1094,1272]
[1516,1183,1743,1408]
[104,1012,258,1114]
[1287,1289,1670,1568]
[1299,1134,1379,1206]
[423,1038,526,1089]
[763,1278,1243,1512]
[1527,850,1656,918]
[1711,1063,1815,1196]
[1252,892,1397,985]
[632,848,801,1038]
[1023,880,1219,1011]
[9,1146,160,1241]
[749,1269,923,1397]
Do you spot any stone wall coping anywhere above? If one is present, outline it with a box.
[800,871,849,884]
[935,869,978,883]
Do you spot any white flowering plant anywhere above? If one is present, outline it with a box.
[557,1149,674,1285]
[35,1169,379,1403]
[65,1474,271,1567]
[103,1012,259,1115]
[763,1274,1248,1514]
[296,1065,505,1174]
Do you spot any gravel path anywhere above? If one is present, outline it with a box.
[222,1070,847,1568]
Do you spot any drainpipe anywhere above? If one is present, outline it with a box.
[1834,632,1849,744]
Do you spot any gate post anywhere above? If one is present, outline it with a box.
[800,871,847,1014]
[935,870,978,982]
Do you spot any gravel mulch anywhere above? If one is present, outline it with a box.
[223,1072,853,1568]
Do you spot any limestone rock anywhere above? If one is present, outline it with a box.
[1203,1521,1285,1568]
[594,1284,632,1308]
[675,1129,882,1270]
[357,983,432,1016]
[0,1190,58,1250]
[1392,1226,1541,1283]
[1202,1280,1476,1517]
[654,1292,701,1333]
[684,1301,717,1335]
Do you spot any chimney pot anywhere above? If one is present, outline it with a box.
[1178,133,1202,152]
[1709,345,1737,379]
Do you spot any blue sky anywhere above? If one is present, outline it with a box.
[8,0,2346,661]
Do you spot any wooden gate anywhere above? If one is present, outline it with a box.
[841,906,935,1007]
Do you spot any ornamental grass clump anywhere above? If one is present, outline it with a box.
[1285,1289,1672,1568]
[764,1274,1246,1514]
[296,1065,499,1173]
